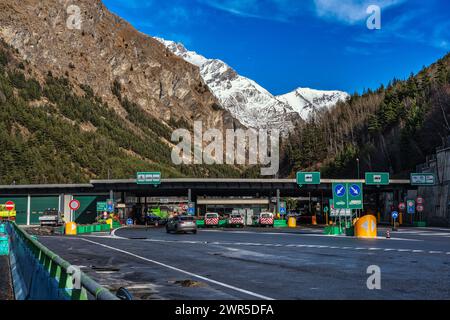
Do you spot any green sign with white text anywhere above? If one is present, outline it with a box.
[332,182,363,210]
[365,172,390,185]
[297,172,321,185]
[410,173,436,186]
[137,172,161,185]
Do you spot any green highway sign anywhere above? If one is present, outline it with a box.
[96,202,107,212]
[348,182,363,210]
[332,183,348,209]
[137,172,161,185]
[410,173,436,186]
[297,172,321,185]
[365,172,390,185]
[332,182,364,210]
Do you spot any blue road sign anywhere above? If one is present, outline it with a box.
[391,211,399,219]
[188,202,195,215]
[126,218,133,225]
[279,202,287,214]
[407,200,416,215]
[349,184,361,197]
[334,184,346,197]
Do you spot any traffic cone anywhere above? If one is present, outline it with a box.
[386,230,391,239]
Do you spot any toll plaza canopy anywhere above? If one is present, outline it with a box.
[0,178,414,198]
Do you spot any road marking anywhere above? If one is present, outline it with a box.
[200,229,421,241]
[79,238,274,301]
[428,251,443,254]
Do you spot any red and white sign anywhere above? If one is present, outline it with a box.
[69,199,81,211]
[5,201,15,211]
[416,197,424,205]
[398,202,406,211]
[417,205,424,212]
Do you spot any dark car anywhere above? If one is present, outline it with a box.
[166,215,197,234]
[145,214,165,226]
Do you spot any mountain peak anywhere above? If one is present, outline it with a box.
[156,37,348,130]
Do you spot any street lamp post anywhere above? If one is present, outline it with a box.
[356,158,360,179]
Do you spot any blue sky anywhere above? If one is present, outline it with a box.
[103,0,450,95]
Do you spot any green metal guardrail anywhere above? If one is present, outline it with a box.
[9,222,118,300]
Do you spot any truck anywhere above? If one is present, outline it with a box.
[204,212,220,227]
[228,212,244,228]
[38,208,63,227]
[256,212,274,227]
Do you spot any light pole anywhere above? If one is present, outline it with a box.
[356,158,360,179]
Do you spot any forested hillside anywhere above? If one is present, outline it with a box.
[284,53,450,179]
[0,40,245,184]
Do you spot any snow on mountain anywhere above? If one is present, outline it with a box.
[156,37,348,131]
[277,88,350,120]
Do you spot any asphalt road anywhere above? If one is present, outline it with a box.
[37,226,450,300]
[0,256,13,300]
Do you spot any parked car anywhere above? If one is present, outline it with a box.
[166,215,197,234]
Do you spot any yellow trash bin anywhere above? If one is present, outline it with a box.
[106,218,113,229]
[288,217,297,228]
[65,222,77,236]
[355,215,377,238]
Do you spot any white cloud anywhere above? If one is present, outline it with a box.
[313,0,406,24]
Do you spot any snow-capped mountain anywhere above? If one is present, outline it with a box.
[277,88,350,120]
[156,37,349,131]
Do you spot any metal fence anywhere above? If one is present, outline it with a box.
[6,222,118,300]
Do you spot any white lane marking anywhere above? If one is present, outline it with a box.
[200,229,421,241]
[42,235,445,258]
[79,238,274,301]
[111,227,128,239]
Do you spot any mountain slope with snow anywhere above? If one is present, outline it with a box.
[277,88,350,120]
[156,38,349,131]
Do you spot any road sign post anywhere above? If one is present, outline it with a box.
[410,173,436,186]
[137,172,161,185]
[5,201,15,211]
[348,183,363,210]
[332,183,363,210]
[407,199,416,224]
[188,202,196,216]
[69,199,80,211]
[365,172,390,185]
[391,211,399,230]
[96,202,107,212]
[279,202,287,215]
[296,172,321,186]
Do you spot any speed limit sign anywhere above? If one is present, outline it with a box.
[416,197,424,205]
